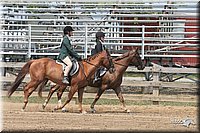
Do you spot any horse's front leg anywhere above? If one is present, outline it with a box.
[54,86,77,111]
[114,87,130,113]
[78,87,86,114]
[56,85,67,112]
[90,87,105,113]
[42,84,59,109]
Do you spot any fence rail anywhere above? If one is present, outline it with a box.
[0,62,198,95]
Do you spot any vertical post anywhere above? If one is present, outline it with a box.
[28,24,31,59]
[152,63,160,97]
[84,24,88,58]
[141,25,145,60]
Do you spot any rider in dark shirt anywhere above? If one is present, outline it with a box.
[92,31,106,83]
[91,31,106,55]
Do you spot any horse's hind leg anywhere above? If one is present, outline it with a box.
[114,86,130,113]
[22,80,41,111]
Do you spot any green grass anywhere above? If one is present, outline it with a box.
[2,96,197,107]
[123,72,144,77]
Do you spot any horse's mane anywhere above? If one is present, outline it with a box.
[113,51,131,61]
[87,51,102,61]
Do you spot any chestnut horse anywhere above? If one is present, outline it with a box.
[38,48,144,112]
[7,50,113,113]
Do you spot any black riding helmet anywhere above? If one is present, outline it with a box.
[96,31,105,38]
[63,26,74,34]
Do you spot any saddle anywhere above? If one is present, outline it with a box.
[56,58,79,77]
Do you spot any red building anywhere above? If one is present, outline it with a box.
[122,16,199,67]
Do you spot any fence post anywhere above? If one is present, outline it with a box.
[152,63,161,97]
[141,25,145,60]
[28,24,31,58]
[84,24,88,58]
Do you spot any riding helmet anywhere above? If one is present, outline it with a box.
[63,26,74,34]
[95,31,105,38]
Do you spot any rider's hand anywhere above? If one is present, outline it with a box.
[77,57,82,61]
[109,67,115,73]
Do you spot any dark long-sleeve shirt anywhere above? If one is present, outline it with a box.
[94,40,105,53]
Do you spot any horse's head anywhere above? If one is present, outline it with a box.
[101,49,114,72]
[130,48,145,70]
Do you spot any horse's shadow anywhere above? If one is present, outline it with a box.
[39,109,141,115]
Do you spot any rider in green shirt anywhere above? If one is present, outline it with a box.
[57,26,82,84]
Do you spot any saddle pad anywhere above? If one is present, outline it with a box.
[56,60,66,71]
[56,60,79,76]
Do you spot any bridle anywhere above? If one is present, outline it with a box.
[134,52,142,67]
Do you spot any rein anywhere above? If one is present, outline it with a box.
[78,57,104,83]
[78,61,90,83]
[114,52,141,68]
[113,53,134,67]
[82,60,99,68]
[114,62,129,67]
[79,50,113,82]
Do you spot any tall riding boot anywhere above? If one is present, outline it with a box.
[93,71,100,83]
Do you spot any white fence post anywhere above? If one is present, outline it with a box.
[142,25,145,60]
[28,25,31,58]
[84,24,88,58]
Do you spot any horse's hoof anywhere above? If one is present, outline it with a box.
[21,109,25,112]
[62,108,68,113]
[126,109,131,113]
[52,109,55,112]
[91,108,96,113]
[42,104,46,110]
[81,110,87,114]
[53,107,58,112]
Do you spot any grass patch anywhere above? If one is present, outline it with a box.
[123,72,144,77]
[2,96,197,107]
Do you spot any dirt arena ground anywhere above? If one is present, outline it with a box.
[2,92,198,132]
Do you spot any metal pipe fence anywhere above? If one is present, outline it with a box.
[0,0,199,62]
[1,24,198,58]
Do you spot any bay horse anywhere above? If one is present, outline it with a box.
[38,48,144,113]
[7,49,113,113]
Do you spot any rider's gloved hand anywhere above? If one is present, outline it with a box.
[77,57,82,61]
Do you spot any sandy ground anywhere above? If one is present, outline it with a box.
[2,93,198,132]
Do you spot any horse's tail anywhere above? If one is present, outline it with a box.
[37,79,49,98]
[7,60,34,97]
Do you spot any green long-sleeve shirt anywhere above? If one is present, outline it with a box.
[57,35,81,60]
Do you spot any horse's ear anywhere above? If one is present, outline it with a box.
[105,49,110,55]
[135,47,139,51]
